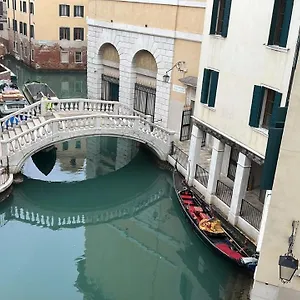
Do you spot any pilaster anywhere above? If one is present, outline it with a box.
[207,138,225,194]
[186,125,203,185]
[228,153,251,225]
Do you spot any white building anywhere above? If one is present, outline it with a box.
[186,0,300,245]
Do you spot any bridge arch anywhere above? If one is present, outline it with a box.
[8,130,167,174]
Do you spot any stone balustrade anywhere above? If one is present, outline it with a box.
[0,99,174,173]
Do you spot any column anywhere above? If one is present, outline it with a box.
[228,153,251,225]
[221,144,231,176]
[185,125,203,185]
[256,190,272,252]
[207,138,225,195]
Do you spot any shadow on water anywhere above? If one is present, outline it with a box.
[31,147,57,176]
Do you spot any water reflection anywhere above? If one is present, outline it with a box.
[2,56,87,98]
[0,136,252,300]
[24,136,139,182]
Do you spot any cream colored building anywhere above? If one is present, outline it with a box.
[251,35,300,300]
[87,0,206,136]
[6,0,87,69]
[185,0,300,244]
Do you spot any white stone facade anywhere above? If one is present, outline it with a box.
[87,18,175,128]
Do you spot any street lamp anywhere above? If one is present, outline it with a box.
[278,221,299,283]
[279,255,298,283]
[163,61,186,83]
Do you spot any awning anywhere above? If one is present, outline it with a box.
[178,76,198,88]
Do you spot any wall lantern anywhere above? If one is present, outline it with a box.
[163,61,186,83]
[279,220,299,283]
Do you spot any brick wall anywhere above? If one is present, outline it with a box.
[7,31,87,70]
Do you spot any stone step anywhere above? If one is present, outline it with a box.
[26,120,35,129]
[20,124,29,132]
[2,132,9,141]
[32,118,41,127]
[14,127,22,136]
[8,130,16,139]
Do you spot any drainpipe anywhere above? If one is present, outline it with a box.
[285,26,300,107]
[28,0,31,67]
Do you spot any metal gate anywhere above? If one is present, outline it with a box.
[180,108,192,141]
[134,84,156,121]
[101,74,119,101]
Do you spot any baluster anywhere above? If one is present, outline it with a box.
[41,215,45,225]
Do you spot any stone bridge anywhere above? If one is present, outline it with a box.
[0,98,175,173]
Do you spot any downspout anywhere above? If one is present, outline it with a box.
[28,0,31,67]
[285,26,300,107]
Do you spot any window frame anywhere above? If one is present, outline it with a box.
[22,0,26,12]
[60,51,69,64]
[59,27,70,40]
[29,2,34,14]
[59,4,70,17]
[260,89,276,129]
[74,5,84,17]
[73,27,84,41]
[74,51,82,63]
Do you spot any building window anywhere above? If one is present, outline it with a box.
[249,85,282,129]
[59,4,70,16]
[13,19,17,31]
[19,21,23,34]
[24,45,28,57]
[23,22,27,36]
[62,141,68,151]
[22,0,26,12]
[60,51,69,63]
[31,49,34,61]
[19,0,22,11]
[30,24,34,38]
[210,0,232,37]
[268,0,294,48]
[74,51,82,63]
[75,140,81,149]
[13,41,17,52]
[74,5,84,17]
[73,27,84,41]
[59,27,70,40]
[12,0,16,10]
[8,18,10,28]
[7,0,9,9]
[0,24,3,31]
[200,68,219,108]
[30,2,34,14]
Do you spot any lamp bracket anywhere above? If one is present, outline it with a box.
[288,220,299,255]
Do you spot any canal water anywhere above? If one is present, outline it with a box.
[0,59,252,299]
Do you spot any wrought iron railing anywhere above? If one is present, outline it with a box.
[195,164,209,187]
[170,143,188,170]
[216,180,233,207]
[240,199,262,230]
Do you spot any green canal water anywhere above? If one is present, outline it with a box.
[0,58,252,300]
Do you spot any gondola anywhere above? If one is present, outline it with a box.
[173,167,258,272]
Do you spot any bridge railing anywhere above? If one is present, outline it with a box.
[0,98,153,133]
[1,113,175,158]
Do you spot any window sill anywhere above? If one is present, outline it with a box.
[252,127,269,137]
[74,16,84,18]
[202,103,216,111]
[59,15,70,18]
[265,44,289,53]
[210,34,226,40]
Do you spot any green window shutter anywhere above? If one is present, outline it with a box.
[249,85,264,127]
[208,71,219,107]
[279,0,294,47]
[261,127,283,190]
[222,0,232,37]
[268,0,280,45]
[200,69,211,104]
[210,0,219,34]
[269,91,282,128]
